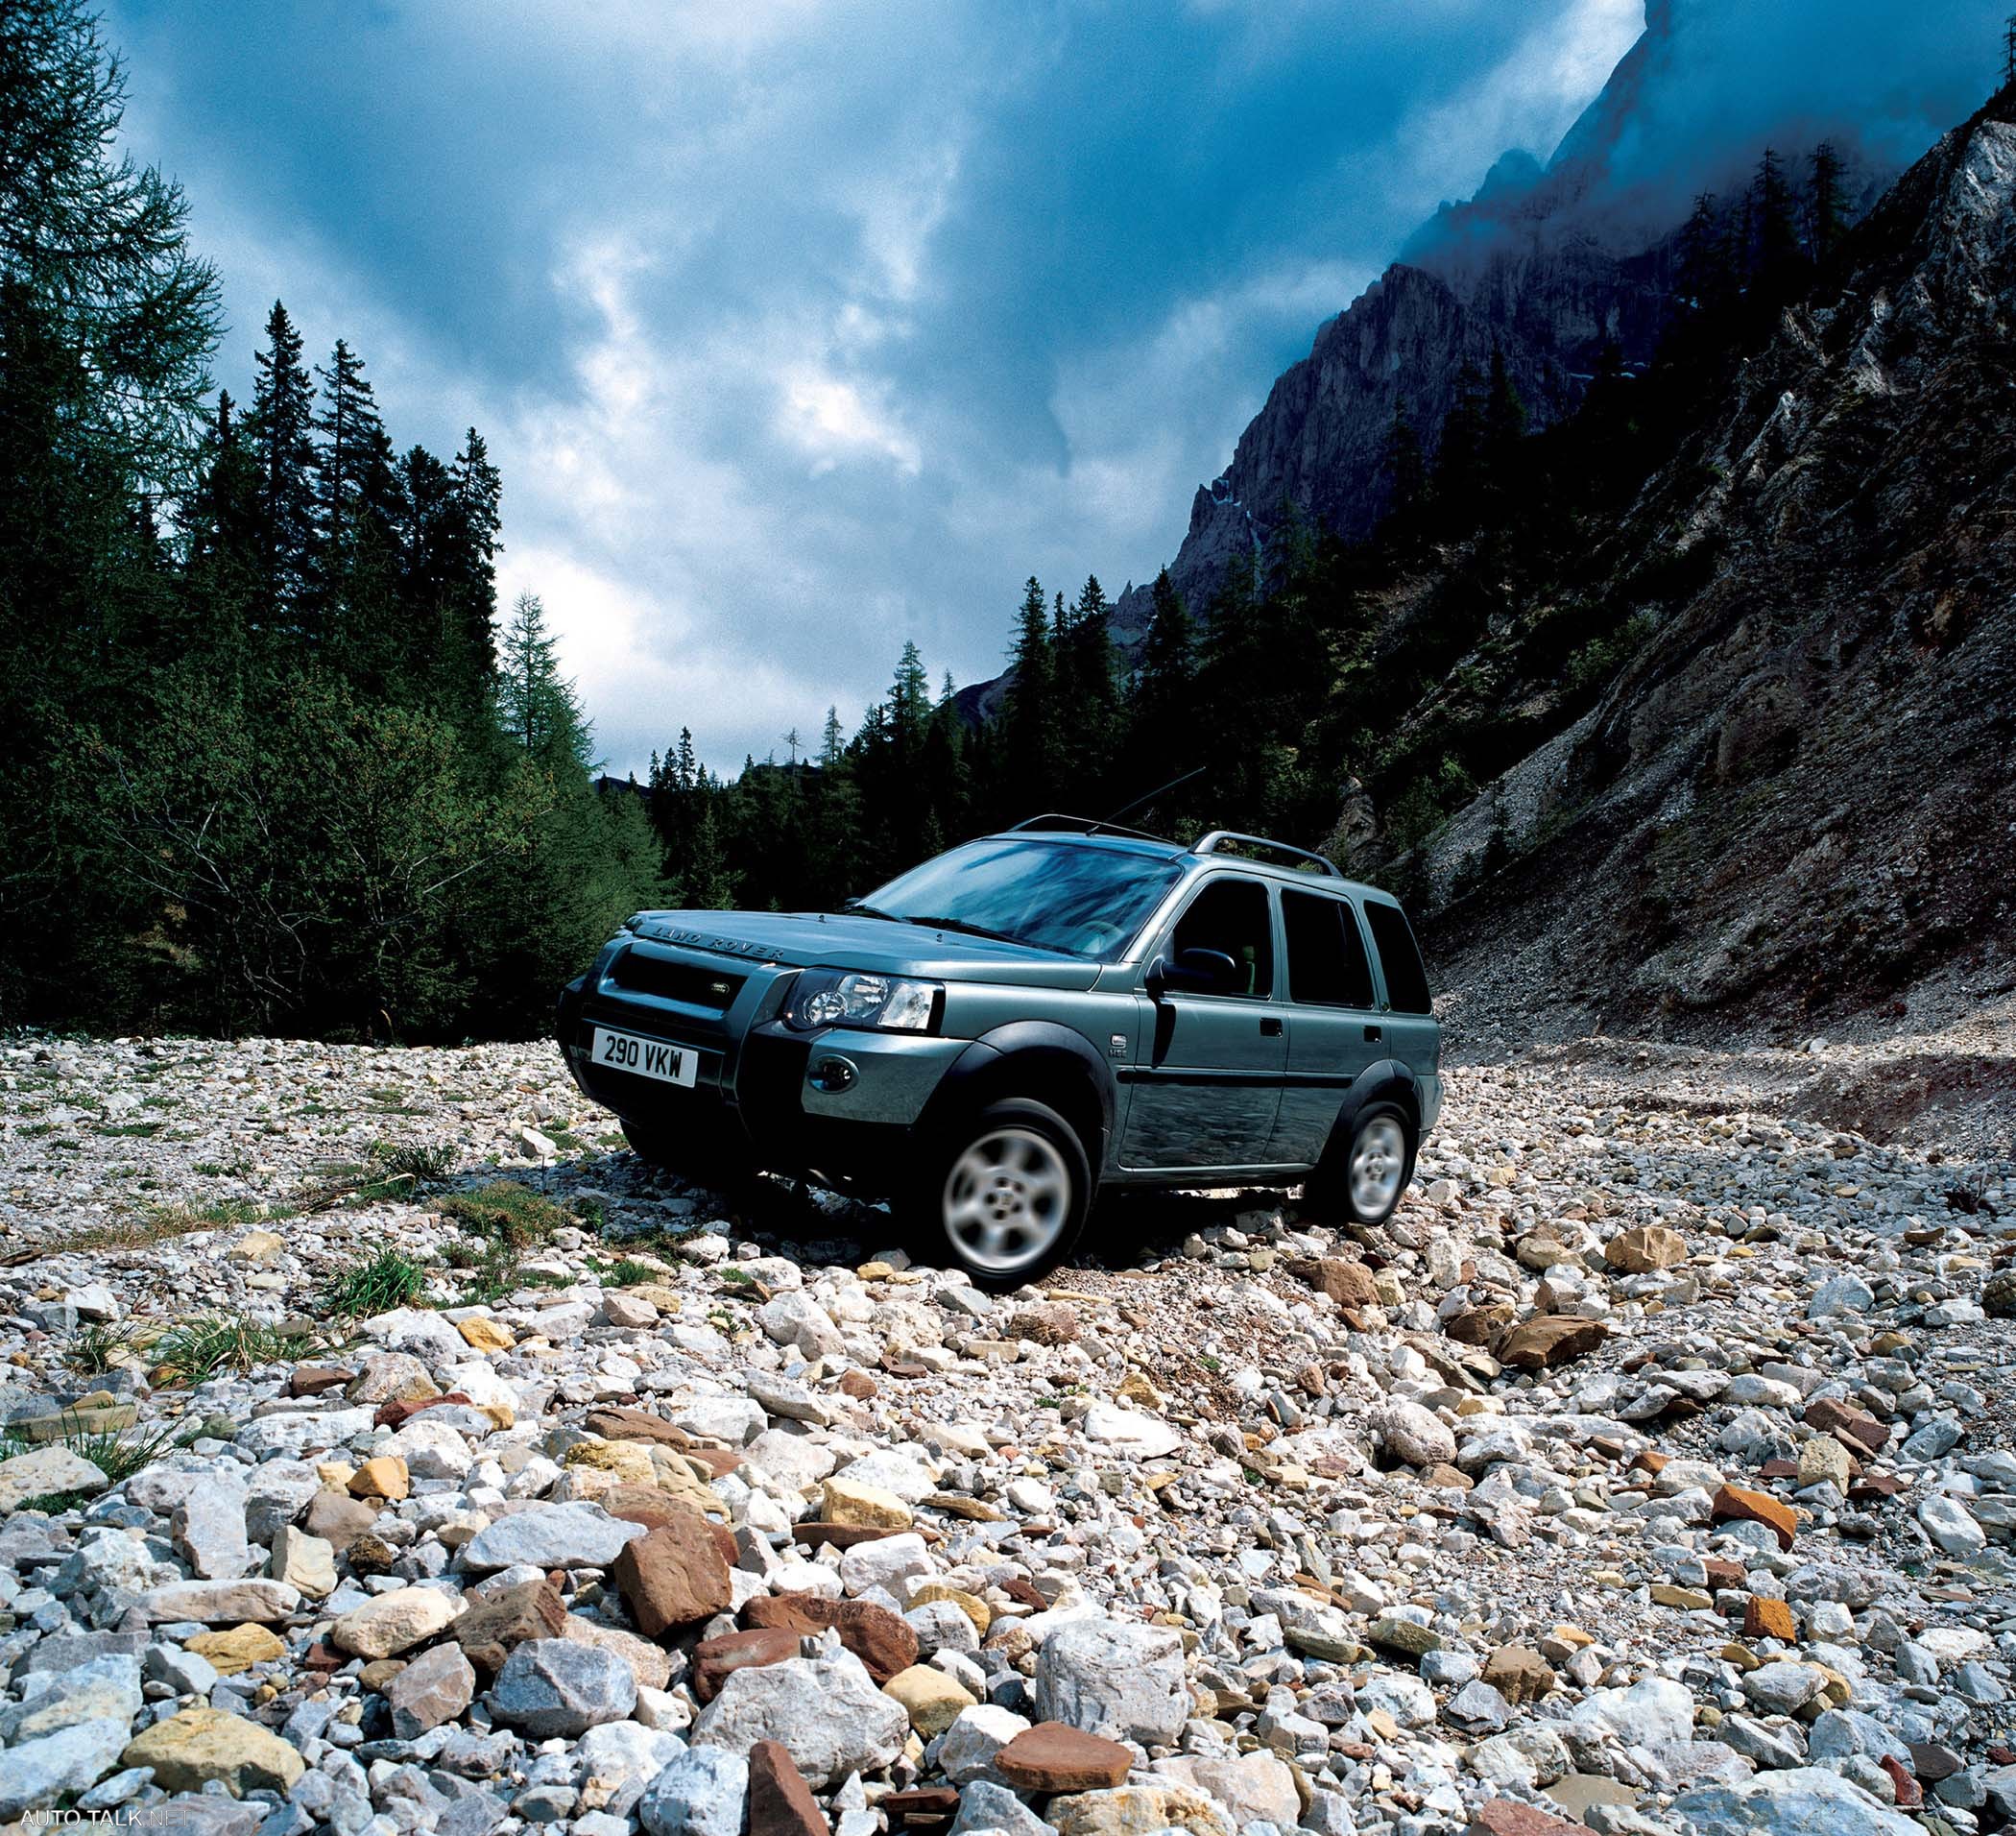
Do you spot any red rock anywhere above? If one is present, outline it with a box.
[993,1723,1134,1792]
[1743,1596,1797,1641]
[1803,1396,1888,1458]
[1495,1316,1608,1369]
[1759,1459,1799,1480]
[612,1517,732,1639]
[288,1366,353,1398]
[1630,1450,1669,1476]
[997,1577,1047,1611]
[374,1390,471,1431]
[1466,1801,1581,1836]
[1296,1257,1379,1307]
[791,1521,906,1550]
[1880,1756,1921,1808]
[453,1579,567,1675]
[741,1595,916,1684]
[1712,1484,1798,1552]
[694,1628,802,1703]
[750,1739,829,1836]
[583,1406,691,1446]
[1702,1559,1746,1590]
[837,1369,877,1400]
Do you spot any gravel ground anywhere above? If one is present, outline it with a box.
[0,1026,2011,1836]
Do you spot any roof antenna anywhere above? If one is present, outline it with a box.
[1101,765,1207,827]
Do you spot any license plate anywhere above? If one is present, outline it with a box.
[590,1027,698,1087]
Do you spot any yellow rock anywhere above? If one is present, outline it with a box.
[457,1317,515,1351]
[315,1461,354,1490]
[348,1456,408,1502]
[1651,1583,1715,1610]
[1117,1371,1164,1409]
[909,1581,991,1633]
[226,1231,286,1266]
[123,1706,304,1796]
[1549,1624,1595,1649]
[630,1284,683,1311]
[1048,1786,1234,1836]
[186,1624,286,1676]
[857,1262,898,1281]
[823,1476,912,1528]
[882,1663,973,1737]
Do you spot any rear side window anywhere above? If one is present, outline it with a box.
[1282,890,1376,1008]
[1364,902,1432,1014]
[1169,877,1274,998]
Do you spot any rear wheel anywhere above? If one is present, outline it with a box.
[1302,1100,1416,1227]
[904,1099,1093,1289]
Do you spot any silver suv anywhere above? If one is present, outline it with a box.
[557,817,1441,1286]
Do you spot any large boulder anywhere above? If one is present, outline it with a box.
[1033,1617,1188,1748]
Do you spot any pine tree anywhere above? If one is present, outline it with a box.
[1381,405,1427,535]
[1753,147,1801,291]
[494,592,589,764]
[1809,142,1847,264]
[1131,567,1197,793]
[1002,575,1059,812]
[1479,348,1528,523]
[0,0,222,485]
[450,427,502,683]
[1062,573,1119,792]
[1431,362,1488,529]
[247,300,317,628]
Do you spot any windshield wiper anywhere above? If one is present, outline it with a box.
[839,902,905,922]
[904,914,1026,946]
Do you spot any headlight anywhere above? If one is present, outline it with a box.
[784,970,940,1033]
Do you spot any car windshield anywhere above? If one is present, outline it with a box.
[855,838,1184,961]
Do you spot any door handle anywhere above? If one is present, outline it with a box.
[1260,1017,1283,1037]
[1363,1025,1382,1042]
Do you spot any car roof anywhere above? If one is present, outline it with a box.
[975,828,1403,906]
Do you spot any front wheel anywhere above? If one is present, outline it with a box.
[1303,1101,1416,1227]
[904,1099,1093,1289]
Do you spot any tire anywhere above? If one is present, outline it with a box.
[1302,1100,1416,1227]
[620,1116,755,1194]
[903,1098,1094,1290]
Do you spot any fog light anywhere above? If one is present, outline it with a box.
[809,1055,857,1094]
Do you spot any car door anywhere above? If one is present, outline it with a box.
[1271,888,1385,1164]
[1118,874,1288,1171]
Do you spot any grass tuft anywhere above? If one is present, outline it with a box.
[440,1180,572,1248]
[324,1248,429,1317]
[151,1315,314,1386]
[0,1415,192,1489]
[64,1319,148,1376]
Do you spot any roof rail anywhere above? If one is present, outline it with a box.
[1008,812,1171,844]
[1191,830,1342,877]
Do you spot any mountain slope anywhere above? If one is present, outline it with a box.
[1424,103,2016,1047]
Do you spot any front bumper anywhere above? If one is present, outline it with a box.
[556,957,965,1194]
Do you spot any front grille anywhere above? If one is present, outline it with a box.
[608,948,745,1010]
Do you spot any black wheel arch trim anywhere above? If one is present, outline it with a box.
[921,1022,1118,1154]
[1332,1059,1423,1142]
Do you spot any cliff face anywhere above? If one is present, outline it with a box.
[1422,108,2016,1043]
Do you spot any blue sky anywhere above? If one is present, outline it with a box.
[101,0,1985,776]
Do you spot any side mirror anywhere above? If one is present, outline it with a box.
[1150,947,1239,997]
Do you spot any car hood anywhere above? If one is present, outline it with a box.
[626,910,1108,990]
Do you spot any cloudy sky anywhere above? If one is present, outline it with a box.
[103,0,1990,777]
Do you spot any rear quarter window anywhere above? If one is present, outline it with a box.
[1364,902,1433,1014]
[1282,889,1376,1007]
